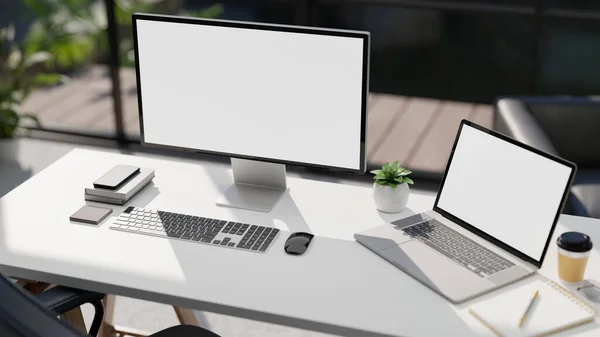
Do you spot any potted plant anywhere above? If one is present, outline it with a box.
[371,161,414,213]
[1,24,64,162]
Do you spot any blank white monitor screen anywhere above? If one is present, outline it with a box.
[436,124,573,262]
[135,18,367,171]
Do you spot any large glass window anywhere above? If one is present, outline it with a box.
[543,1,600,12]
[2,0,115,137]
[538,17,600,95]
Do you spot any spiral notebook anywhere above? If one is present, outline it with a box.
[468,280,596,337]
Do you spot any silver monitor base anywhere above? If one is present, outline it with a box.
[216,158,288,212]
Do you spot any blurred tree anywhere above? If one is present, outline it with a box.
[0,24,66,137]
[21,0,99,70]
[21,0,223,70]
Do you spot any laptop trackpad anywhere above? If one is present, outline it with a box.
[382,240,494,303]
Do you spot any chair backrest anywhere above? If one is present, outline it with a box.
[0,274,84,337]
[527,100,600,168]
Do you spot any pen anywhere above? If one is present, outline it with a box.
[518,289,539,327]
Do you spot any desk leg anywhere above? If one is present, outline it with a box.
[61,308,87,335]
[173,307,199,326]
[98,295,117,337]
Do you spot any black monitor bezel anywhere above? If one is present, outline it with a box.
[433,120,577,268]
[132,13,369,173]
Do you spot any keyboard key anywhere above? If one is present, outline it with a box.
[228,242,235,247]
[141,228,166,236]
[213,240,221,245]
[220,241,228,245]
[236,229,245,235]
[251,245,260,251]
[201,238,211,243]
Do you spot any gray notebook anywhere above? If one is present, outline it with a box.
[85,168,154,201]
[70,205,113,225]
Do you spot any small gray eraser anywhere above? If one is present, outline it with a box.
[70,205,113,225]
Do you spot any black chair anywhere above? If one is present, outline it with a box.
[494,97,600,219]
[0,274,221,337]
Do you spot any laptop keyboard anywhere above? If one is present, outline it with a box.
[401,220,515,277]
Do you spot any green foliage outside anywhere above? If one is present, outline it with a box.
[371,161,414,188]
[0,25,66,138]
[20,0,224,70]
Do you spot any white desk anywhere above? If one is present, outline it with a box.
[1,149,599,337]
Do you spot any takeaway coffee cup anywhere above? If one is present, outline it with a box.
[557,232,593,283]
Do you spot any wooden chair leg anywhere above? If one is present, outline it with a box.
[173,306,199,326]
[61,307,88,335]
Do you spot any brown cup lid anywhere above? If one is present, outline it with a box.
[557,231,593,252]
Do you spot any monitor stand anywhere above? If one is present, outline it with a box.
[216,158,288,212]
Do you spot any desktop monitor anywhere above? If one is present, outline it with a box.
[133,13,370,212]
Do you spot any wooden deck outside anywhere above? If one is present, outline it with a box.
[23,65,493,175]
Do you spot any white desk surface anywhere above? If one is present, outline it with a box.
[1,148,599,337]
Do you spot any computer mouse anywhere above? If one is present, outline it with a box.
[284,232,314,255]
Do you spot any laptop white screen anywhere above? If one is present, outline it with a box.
[436,124,573,263]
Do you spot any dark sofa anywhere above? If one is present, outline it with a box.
[494,97,600,219]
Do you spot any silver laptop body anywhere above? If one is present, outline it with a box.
[355,120,576,303]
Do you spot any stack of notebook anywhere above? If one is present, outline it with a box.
[85,167,155,205]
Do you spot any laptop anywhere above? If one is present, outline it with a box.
[355,120,576,303]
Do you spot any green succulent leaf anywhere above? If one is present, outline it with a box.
[398,169,412,176]
[372,161,414,186]
[373,173,386,180]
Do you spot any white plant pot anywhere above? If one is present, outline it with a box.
[373,183,410,213]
